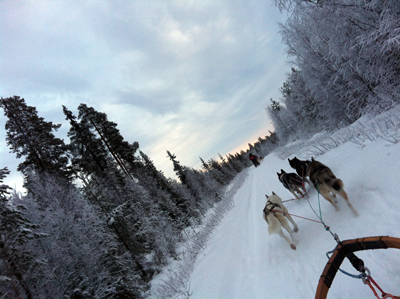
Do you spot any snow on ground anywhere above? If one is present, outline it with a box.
[188,138,400,299]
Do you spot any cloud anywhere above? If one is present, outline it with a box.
[0,0,289,185]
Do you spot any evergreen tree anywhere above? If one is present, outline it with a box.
[226,153,245,173]
[77,104,140,179]
[166,151,187,185]
[0,167,47,299]
[0,96,71,183]
[205,158,226,185]
[15,171,145,298]
[199,157,210,170]
[276,0,400,129]
[63,105,110,177]
[64,105,150,282]
[140,150,189,227]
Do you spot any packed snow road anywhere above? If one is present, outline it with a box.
[188,139,400,299]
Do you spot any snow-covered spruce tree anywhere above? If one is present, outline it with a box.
[63,105,111,178]
[282,68,327,133]
[279,8,354,125]
[0,99,145,296]
[276,0,400,127]
[200,156,231,200]
[185,168,222,212]
[16,172,144,298]
[65,105,188,283]
[76,104,140,180]
[264,134,277,151]
[139,150,190,228]
[0,96,72,192]
[353,0,400,111]
[64,105,151,282]
[218,153,238,179]
[167,151,227,215]
[225,154,244,176]
[77,105,185,266]
[166,151,187,185]
[273,68,330,139]
[204,158,229,186]
[166,151,204,217]
[0,167,47,299]
[266,98,295,142]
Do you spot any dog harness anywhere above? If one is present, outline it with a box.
[280,173,303,190]
[263,202,282,224]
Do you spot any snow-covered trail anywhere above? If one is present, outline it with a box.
[188,139,400,299]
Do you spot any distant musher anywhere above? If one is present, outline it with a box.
[249,153,260,167]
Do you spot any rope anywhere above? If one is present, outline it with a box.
[369,275,387,295]
[365,279,383,299]
[290,176,304,184]
[281,197,299,203]
[363,275,398,299]
[282,190,309,203]
[304,183,340,242]
[271,209,325,224]
[317,184,323,222]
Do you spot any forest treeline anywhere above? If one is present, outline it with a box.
[268,0,400,141]
[0,96,277,298]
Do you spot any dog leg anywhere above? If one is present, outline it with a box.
[320,188,340,211]
[304,177,312,187]
[278,209,299,233]
[330,192,339,203]
[290,190,300,199]
[296,187,306,198]
[285,214,299,233]
[277,230,296,250]
[301,185,307,195]
[337,190,359,216]
[280,217,298,248]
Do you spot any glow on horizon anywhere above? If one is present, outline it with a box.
[226,125,275,157]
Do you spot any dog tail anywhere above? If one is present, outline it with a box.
[331,179,344,191]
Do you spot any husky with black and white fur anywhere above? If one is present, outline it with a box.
[277,169,307,199]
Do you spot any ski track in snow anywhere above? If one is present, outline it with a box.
[188,138,400,299]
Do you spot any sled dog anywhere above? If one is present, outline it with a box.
[277,169,307,199]
[306,158,358,216]
[288,157,312,186]
[263,192,298,250]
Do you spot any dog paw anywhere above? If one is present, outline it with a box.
[290,244,297,250]
[349,206,359,216]
[293,227,299,233]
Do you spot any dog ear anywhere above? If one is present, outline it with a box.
[272,191,276,195]
[281,169,286,173]
[265,194,269,199]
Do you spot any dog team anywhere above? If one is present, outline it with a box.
[263,156,358,250]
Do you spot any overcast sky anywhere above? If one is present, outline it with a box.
[0,0,289,190]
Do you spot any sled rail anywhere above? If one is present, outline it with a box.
[315,236,400,299]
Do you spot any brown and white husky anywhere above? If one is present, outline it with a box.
[306,158,358,216]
